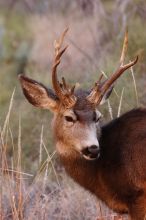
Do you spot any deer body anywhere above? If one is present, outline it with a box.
[19,30,146,219]
[55,99,146,218]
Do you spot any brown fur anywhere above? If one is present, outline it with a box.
[53,95,146,219]
[57,108,146,219]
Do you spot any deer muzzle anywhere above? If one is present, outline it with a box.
[81,145,100,160]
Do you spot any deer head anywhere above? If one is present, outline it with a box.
[19,29,138,161]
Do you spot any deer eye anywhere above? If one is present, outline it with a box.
[65,116,74,122]
[95,117,101,123]
[93,112,101,123]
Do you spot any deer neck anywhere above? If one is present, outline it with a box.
[56,142,101,195]
[56,142,128,213]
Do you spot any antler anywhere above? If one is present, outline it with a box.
[87,31,138,105]
[52,28,77,108]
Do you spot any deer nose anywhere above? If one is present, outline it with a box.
[81,145,100,160]
[88,145,99,154]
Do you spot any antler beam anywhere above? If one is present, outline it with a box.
[87,31,138,105]
[52,28,77,108]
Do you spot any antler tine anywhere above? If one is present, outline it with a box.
[62,77,68,90]
[57,28,69,51]
[87,73,104,104]
[101,30,138,98]
[101,56,138,96]
[52,45,68,95]
[87,31,138,105]
[97,74,104,85]
[52,28,68,98]
[71,85,76,95]
[52,28,77,108]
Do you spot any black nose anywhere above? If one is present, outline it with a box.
[88,145,99,155]
[82,145,100,160]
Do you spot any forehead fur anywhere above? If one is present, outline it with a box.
[71,89,97,123]
[74,89,94,111]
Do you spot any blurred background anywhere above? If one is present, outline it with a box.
[0,0,146,219]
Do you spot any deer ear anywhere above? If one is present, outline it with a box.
[19,75,59,112]
[100,85,114,105]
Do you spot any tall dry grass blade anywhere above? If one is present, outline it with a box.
[117,88,125,118]
[12,195,19,220]
[22,126,51,205]
[22,151,56,207]
[120,30,128,66]
[101,70,108,79]
[130,65,139,107]
[9,126,15,152]
[0,168,33,177]
[107,100,113,120]
[43,160,48,192]
[42,141,60,187]
[17,114,22,169]
[2,88,15,139]
[11,157,14,185]
[39,125,44,166]
[0,124,17,219]
[16,114,23,220]
[11,156,16,220]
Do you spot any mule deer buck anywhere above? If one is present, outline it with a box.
[19,29,146,220]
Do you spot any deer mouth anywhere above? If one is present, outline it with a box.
[81,145,100,160]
